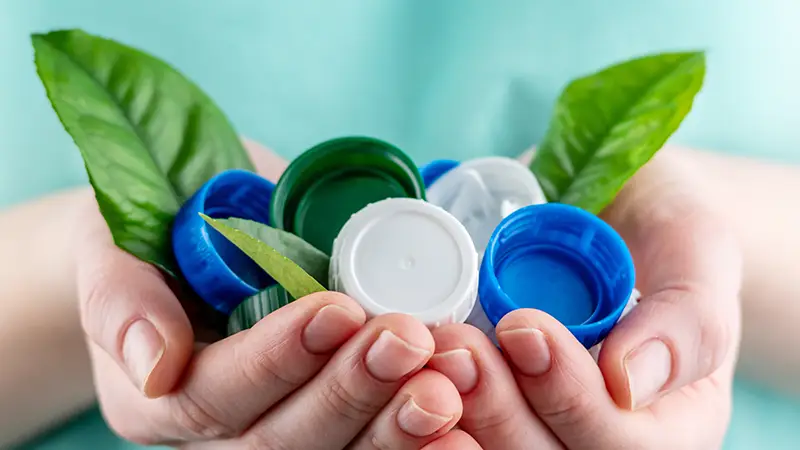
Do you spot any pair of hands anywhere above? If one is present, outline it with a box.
[76,141,742,449]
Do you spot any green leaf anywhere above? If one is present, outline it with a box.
[217,217,330,287]
[228,285,294,336]
[201,214,327,299]
[32,29,254,275]
[218,218,330,335]
[530,52,706,214]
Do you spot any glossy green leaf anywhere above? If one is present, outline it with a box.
[218,217,330,287]
[228,285,294,336]
[201,214,327,299]
[530,52,706,214]
[32,29,254,275]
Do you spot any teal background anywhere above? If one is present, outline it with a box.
[1,0,799,448]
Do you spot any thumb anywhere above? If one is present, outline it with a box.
[495,309,626,449]
[76,200,194,398]
[598,176,742,411]
[599,281,740,411]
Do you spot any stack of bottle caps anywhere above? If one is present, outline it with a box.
[172,136,638,350]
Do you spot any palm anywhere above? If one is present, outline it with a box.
[426,148,742,449]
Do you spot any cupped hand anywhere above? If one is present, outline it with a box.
[75,140,480,449]
[428,147,742,449]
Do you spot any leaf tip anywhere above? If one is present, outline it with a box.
[30,32,50,52]
[30,29,85,52]
[198,212,218,228]
[685,49,707,62]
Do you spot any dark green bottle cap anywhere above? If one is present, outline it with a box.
[227,284,294,335]
[270,136,425,255]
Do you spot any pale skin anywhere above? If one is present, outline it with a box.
[0,140,797,448]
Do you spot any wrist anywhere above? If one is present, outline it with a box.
[3,186,96,296]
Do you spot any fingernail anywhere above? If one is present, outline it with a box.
[496,328,551,376]
[397,398,452,437]
[625,339,672,409]
[302,305,365,354]
[365,330,431,382]
[429,349,479,394]
[121,319,165,395]
[397,398,453,437]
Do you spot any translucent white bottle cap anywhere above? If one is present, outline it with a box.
[330,198,479,327]
[425,157,547,254]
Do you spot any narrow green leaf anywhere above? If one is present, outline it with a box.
[32,29,254,275]
[228,285,294,336]
[217,218,330,287]
[220,219,330,335]
[530,52,706,214]
[201,214,327,299]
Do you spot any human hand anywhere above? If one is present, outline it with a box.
[428,147,742,449]
[75,140,480,449]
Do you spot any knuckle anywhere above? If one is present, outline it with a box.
[536,386,627,446]
[697,311,731,375]
[169,391,241,440]
[79,260,164,348]
[79,257,159,321]
[369,433,396,450]
[239,343,307,392]
[79,264,112,315]
[536,386,595,430]
[318,376,382,422]
[79,272,117,342]
[462,404,517,435]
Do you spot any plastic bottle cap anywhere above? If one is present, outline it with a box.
[419,159,460,188]
[172,169,276,314]
[588,289,641,361]
[479,203,635,348]
[228,284,293,336]
[425,157,547,253]
[330,198,479,327]
[270,137,425,255]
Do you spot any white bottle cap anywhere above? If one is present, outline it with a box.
[426,157,547,254]
[330,198,479,327]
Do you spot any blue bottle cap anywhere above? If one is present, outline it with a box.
[419,159,460,188]
[479,203,635,348]
[172,169,277,314]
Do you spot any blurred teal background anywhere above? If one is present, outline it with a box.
[1,0,799,448]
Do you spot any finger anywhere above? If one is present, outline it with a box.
[517,146,535,166]
[599,182,742,410]
[350,370,462,449]
[241,137,288,182]
[76,202,194,398]
[89,341,166,445]
[636,372,734,449]
[496,309,629,449]
[421,430,483,450]
[95,292,366,444]
[599,286,739,411]
[241,313,434,449]
[428,324,563,450]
